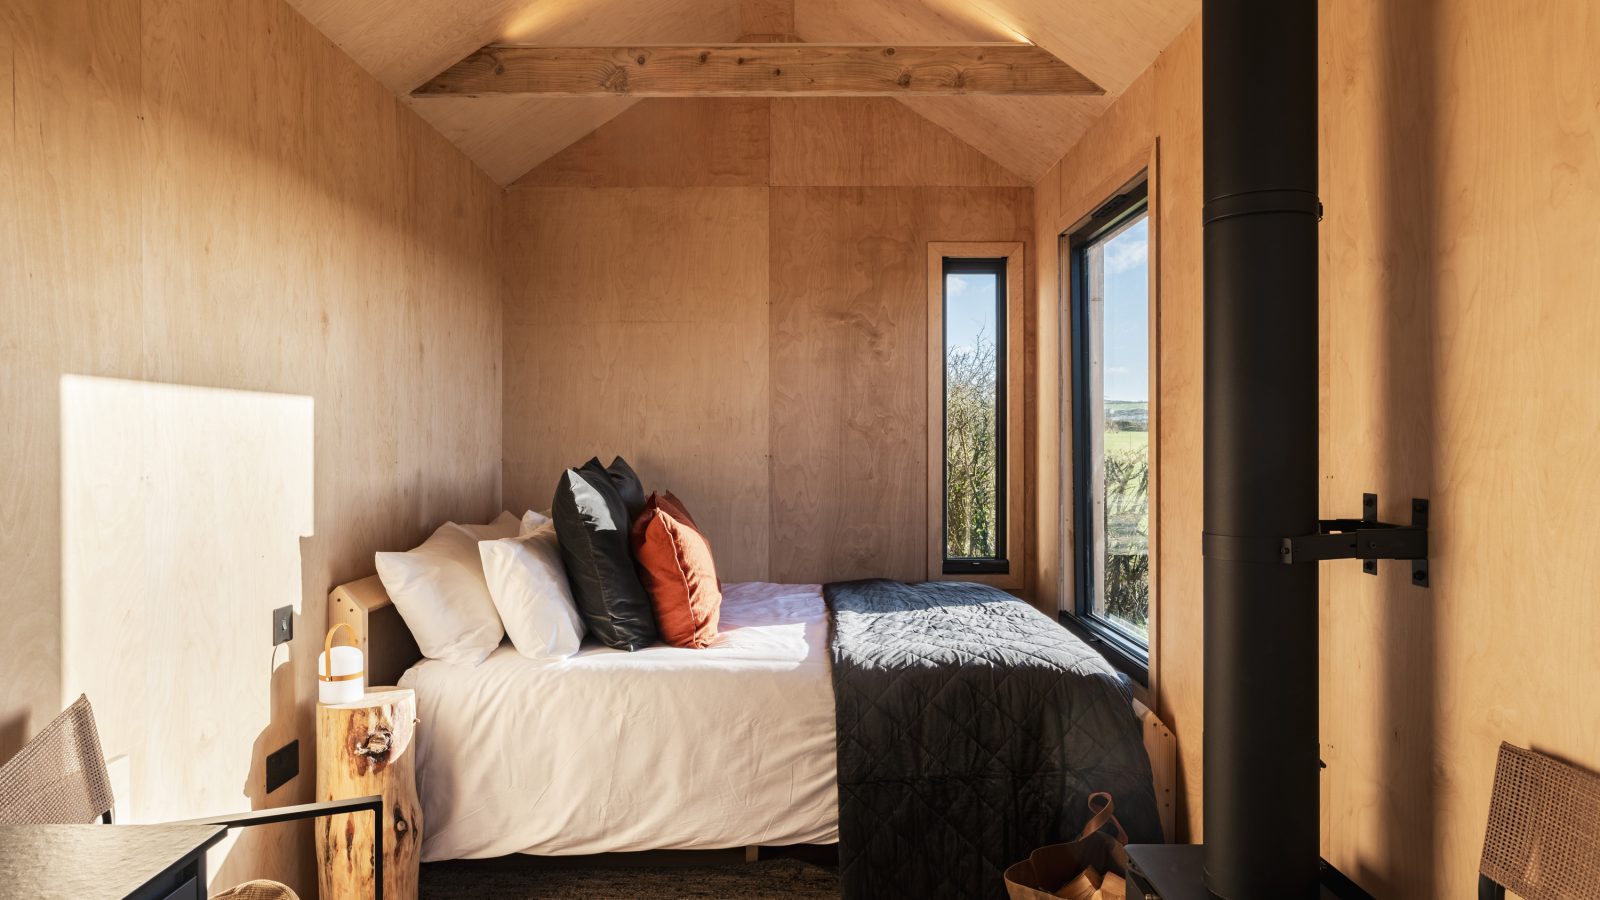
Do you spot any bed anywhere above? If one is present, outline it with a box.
[329,574,1173,899]
[398,581,838,859]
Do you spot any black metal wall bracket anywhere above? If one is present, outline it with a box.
[1281,493,1429,586]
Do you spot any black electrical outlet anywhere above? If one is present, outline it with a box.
[272,605,293,646]
[265,740,299,794]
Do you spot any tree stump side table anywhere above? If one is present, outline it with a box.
[316,687,422,900]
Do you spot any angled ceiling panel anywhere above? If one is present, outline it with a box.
[796,0,1018,45]
[793,0,1177,182]
[899,95,1106,184]
[287,0,1196,186]
[286,0,742,183]
[951,0,1199,93]
[410,95,638,186]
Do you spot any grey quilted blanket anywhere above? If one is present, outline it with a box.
[826,579,1161,900]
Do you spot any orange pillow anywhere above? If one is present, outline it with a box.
[652,490,701,532]
[631,493,721,648]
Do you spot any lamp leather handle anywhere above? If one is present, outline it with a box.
[321,622,363,682]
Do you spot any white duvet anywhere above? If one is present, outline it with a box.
[399,581,840,860]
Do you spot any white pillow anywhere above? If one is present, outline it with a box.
[520,509,552,536]
[460,510,521,541]
[376,523,505,666]
[479,521,586,659]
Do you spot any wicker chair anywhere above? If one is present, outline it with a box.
[1478,741,1600,900]
[0,696,383,900]
[0,695,114,825]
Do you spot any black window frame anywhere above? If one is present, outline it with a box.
[940,256,1010,576]
[1063,178,1152,684]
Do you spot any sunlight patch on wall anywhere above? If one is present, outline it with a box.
[59,376,313,846]
[922,0,1032,43]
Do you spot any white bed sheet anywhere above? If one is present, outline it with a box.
[399,581,840,860]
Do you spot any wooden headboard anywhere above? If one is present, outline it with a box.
[328,575,421,688]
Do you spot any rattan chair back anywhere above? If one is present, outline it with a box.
[1479,741,1600,900]
[0,694,114,824]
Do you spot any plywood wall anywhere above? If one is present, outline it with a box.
[1035,1,1600,893]
[502,185,773,580]
[0,0,502,894]
[503,98,1033,585]
[1317,1,1600,895]
[1031,16,1203,841]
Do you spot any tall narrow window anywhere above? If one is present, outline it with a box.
[927,243,1024,586]
[942,257,1007,573]
[1068,180,1152,672]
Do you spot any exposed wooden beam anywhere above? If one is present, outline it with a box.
[412,44,1103,98]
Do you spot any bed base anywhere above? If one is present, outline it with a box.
[327,575,1181,845]
[419,843,838,872]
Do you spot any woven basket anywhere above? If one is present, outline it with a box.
[1004,793,1130,900]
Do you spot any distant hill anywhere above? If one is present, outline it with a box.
[1105,400,1148,431]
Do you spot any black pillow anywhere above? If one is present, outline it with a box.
[605,456,647,524]
[553,465,657,651]
[581,456,646,525]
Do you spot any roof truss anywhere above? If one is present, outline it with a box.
[412,42,1102,98]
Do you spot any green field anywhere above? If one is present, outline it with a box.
[1100,408,1150,638]
[1104,429,1148,454]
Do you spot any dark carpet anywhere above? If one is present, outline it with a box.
[420,859,841,899]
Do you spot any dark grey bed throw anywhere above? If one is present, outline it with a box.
[825,579,1161,900]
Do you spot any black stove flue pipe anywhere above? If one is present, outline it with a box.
[1201,0,1321,898]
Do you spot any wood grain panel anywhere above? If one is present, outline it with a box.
[501,186,771,581]
[740,0,796,41]
[1317,1,1600,895]
[1033,19,1195,836]
[801,0,1194,94]
[1031,159,1064,618]
[1147,21,1202,845]
[2,2,502,898]
[795,0,1023,46]
[408,94,638,186]
[285,0,741,183]
[900,95,1107,184]
[794,0,1051,182]
[0,0,146,763]
[960,0,1197,94]
[517,99,769,187]
[769,186,1031,583]
[795,0,1193,183]
[770,97,1026,187]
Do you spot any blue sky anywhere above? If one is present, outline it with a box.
[1100,216,1149,403]
[945,272,997,358]
[944,213,1149,403]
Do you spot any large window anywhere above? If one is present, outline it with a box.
[1067,180,1152,673]
[927,242,1024,586]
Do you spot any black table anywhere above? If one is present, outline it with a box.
[0,823,226,899]
[1126,844,1374,899]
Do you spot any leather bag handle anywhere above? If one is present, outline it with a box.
[1075,791,1130,845]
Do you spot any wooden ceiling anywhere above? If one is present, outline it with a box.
[286,0,1196,184]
